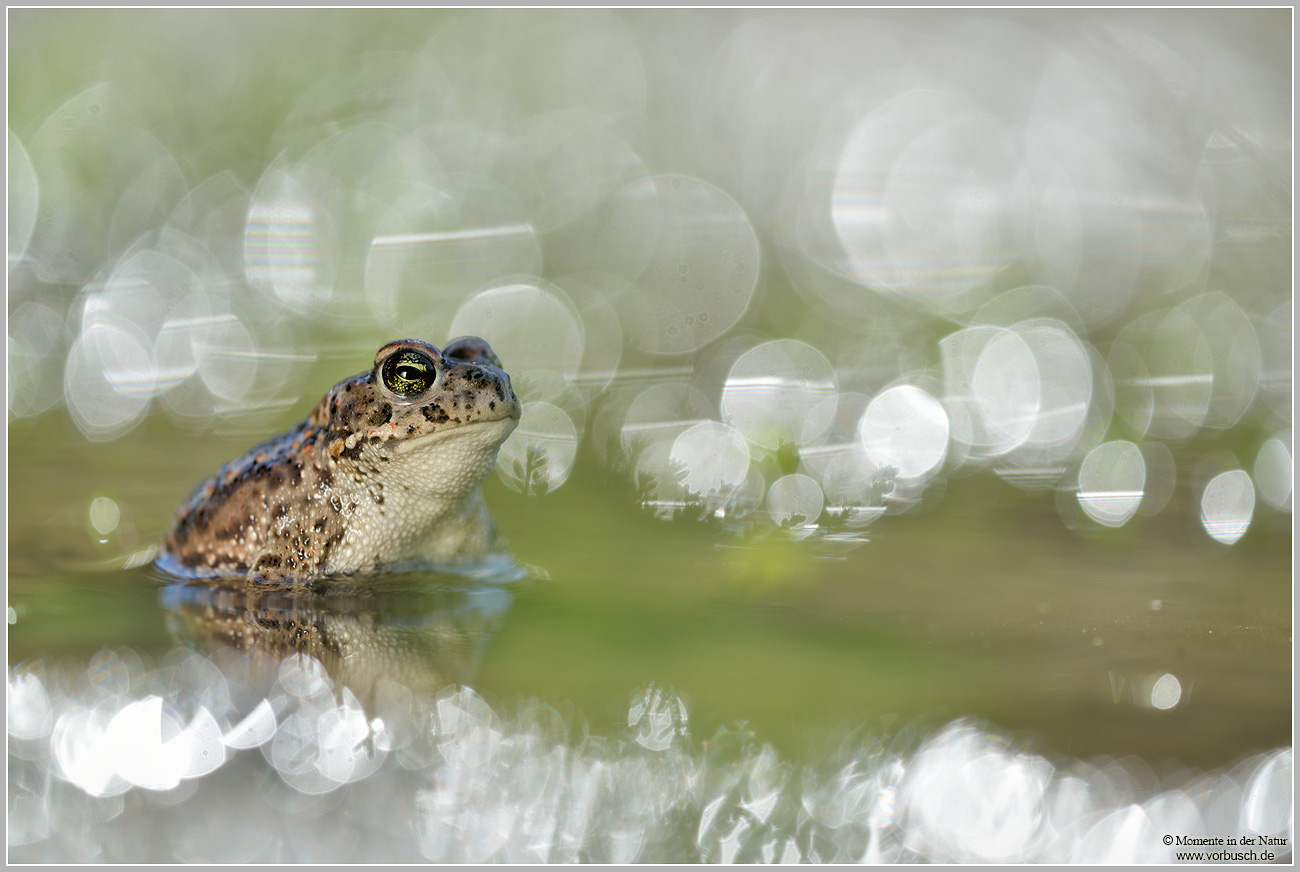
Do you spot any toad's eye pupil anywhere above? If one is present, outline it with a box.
[381,351,435,396]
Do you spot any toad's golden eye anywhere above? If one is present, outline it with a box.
[381,350,436,397]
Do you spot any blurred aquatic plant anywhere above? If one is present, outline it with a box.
[8,654,1293,863]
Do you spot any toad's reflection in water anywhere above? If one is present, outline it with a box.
[159,571,516,701]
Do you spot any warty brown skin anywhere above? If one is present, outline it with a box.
[158,337,521,584]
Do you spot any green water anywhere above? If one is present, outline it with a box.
[8,9,1292,862]
[8,411,1291,770]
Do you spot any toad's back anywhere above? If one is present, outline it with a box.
[159,337,520,583]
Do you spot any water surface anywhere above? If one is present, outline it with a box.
[7,414,1292,862]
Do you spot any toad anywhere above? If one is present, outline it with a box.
[157,337,520,583]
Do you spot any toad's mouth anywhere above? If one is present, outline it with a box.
[385,413,520,456]
[332,412,519,463]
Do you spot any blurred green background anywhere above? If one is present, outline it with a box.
[7,2,1292,786]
